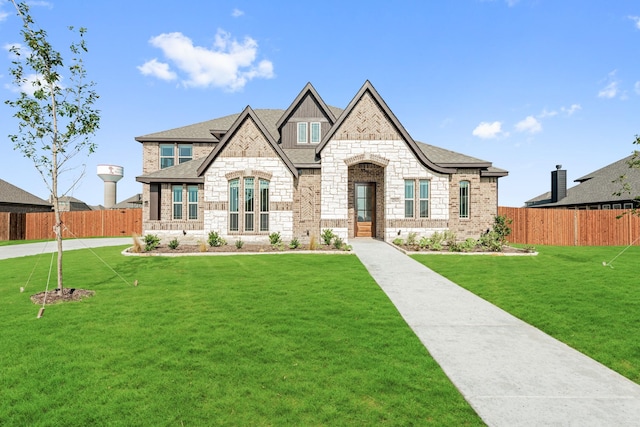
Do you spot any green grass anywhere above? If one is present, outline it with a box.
[0,247,482,426]
[413,245,640,383]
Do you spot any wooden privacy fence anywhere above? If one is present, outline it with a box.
[0,212,26,240]
[498,206,640,246]
[22,209,142,240]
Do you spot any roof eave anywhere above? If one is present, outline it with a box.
[136,177,204,184]
[135,137,218,143]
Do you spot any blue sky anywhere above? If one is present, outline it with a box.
[1,0,639,207]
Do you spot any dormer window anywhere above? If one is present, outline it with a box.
[297,122,321,144]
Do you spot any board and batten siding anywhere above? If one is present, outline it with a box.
[280,94,333,149]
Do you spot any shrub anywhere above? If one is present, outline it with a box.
[427,231,444,250]
[198,240,208,252]
[493,215,513,245]
[393,237,404,246]
[289,237,300,249]
[418,236,429,249]
[144,234,160,252]
[406,232,418,246]
[478,230,503,252]
[168,238,180,250]
[269,232,282,246]
[235,239,244,249]
[309,234,318,250]
[523,244,536,253]
[333,236,344,250]
[443,230,457,248]
[321,228,335,245]
[208,231,226,247]
[461,238,477,252]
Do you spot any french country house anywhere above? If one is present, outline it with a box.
[135,81,508,244]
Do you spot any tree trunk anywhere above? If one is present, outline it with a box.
[54,198,63,295]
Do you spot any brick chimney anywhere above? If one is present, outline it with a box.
[551,165,566,203]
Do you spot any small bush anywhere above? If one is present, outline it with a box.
[523,244,536,253]
[392,237,404,246]
[198,240,208,252]
[235,239,244,249]
[269,232,282,246]
[462,238,477,252]
[418,236,429,249]
[309,234,318,250]
[443,230,457,248]
[493,214,513,245]
[207,231,226,247]
[168,238,180,250]
[406,232,418,246]
[478,230,503,252]
[289,237,300,249]
[333,236,344,250]
[321,228,335,245]
[144,234,160,252]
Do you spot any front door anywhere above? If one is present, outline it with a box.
[355,183,375,237]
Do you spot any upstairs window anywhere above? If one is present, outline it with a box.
[160,145,175,169]
[160,143,193,169]
[297,122,321,144]
[178,145,193,164]
[297,122,308,143]
[459,180,470,219]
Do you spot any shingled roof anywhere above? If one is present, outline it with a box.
[0,179,51,207]
[525,155,640,207]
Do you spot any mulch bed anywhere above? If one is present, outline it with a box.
[130,243,347,254]
[30,288,96,305]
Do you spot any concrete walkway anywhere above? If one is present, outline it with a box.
[350,238,640,427]
[0,237,131,260]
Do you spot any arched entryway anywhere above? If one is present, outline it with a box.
[347,162,385,239]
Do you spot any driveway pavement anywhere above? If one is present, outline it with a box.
[0,237,131,260]
[351,238,640,427]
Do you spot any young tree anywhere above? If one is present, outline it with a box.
[5,1,100,295]
[614,135,640,216]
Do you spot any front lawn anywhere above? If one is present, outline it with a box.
[413,245,640,383]
[0,247,482,426]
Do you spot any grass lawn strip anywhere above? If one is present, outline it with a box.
[0,247,483,426]
[413,245,640,384]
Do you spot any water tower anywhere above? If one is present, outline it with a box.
[97,164,124,208]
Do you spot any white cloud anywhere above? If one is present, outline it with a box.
[515,116,542,134]
[472,121,504,139]
[561,104,581,115]
[629,16,640,30]
[4,73,52,97]
[0,9,9,21]
[231,8,244,17]
[141,29,274,91]
[137,58,177,81]
[505,0,520,6]
[635,81,640,95]
[538,108,558,118]
[598,70,621,99]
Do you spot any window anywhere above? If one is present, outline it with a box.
[228,177,270,233]
[459,181,470,219]
[613,203,622,209]
[419,180,429,218]
[178,145,193,164]
[602,204,611,210]
[260,179,269,231]
[160,145,175,169]
[297,122,308,143]
[404,180,414,218]
[624,203,633,209]
[310,122,321,143]
[172,185,183,220]
[229,179,239,231]
[188,186,198,220]
[244,178,254,232]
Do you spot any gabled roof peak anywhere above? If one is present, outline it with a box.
[275,82,337,129]
[196,105,298,178]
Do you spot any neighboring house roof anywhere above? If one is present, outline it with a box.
[113,193,143,209]
[525,155,640,207]
[0,179,51,207]
[197,106,299,178]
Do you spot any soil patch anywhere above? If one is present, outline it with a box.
[30,288,95,305]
